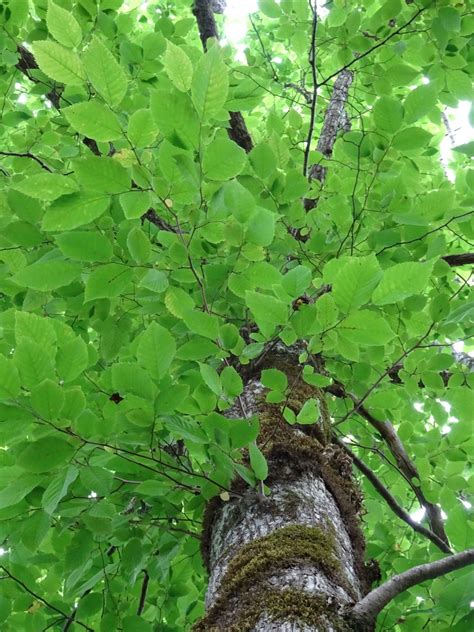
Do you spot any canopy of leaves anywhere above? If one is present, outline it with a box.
[0,0,472,630]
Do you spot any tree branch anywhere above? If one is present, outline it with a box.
[302,70,353,214]
[192,0,253,152]
[351,549,474,625]
[136,570,149,616]
[302,6,318,177]
[318,6,428,89]
[336,438,451,554]
[14,46,174,231]
[0,151,53,172]
[0,565,93,631]
[328,371,449,548]
[442,253,474,267]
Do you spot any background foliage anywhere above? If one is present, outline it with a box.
[0,0,472,630]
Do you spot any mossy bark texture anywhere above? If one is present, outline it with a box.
[196,349,374,632]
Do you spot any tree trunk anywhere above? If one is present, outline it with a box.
[195,349,375,631]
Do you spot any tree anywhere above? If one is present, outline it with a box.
[0,0,472,629]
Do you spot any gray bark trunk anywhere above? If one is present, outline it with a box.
[195,351,374,631]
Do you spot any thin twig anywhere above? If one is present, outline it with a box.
[303,5,318,176]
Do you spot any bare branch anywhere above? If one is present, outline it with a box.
[442,253,474,267]
[336,438,452,554]
[137,570,149,615]
[0,565,93,631]
[328,366,449,548]
[0,150,53,172]
[193,0,253,152]
[303,7,319,176]
[351,549,474,625]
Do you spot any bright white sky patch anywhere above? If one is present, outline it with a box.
[222,0,258,62]
[441,101,473,182]
[410,507,426,523]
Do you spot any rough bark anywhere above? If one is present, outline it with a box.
[195,349,374,631]
[304,70,353,212]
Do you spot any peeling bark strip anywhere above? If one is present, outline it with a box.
[303,70,353,212]
[196,350,374,631]
[193,0,253,152]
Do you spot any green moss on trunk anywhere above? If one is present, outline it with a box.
[194,524,355,631]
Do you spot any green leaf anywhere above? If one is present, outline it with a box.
[297,398,320,424]
[249,143,277,179]
[57,336,89,382]
[393,127,433,150]
[223,180,256,223]
[42,466,78,514]
[32,40,85,85]
[249,441,268,480]
[245,291,288,336]
[80,466,113,496]
[282,265,312,298]
[119,191,151,219]
[21,511,51,551]
[447,70,473,101]
[372,262,433,305]
[136,322,176,379]
[247,208,275,247]
[127,227,152,263]
[64,101,123,142]
[163,41,193,92]
[261,368,288,392]
[165,416,207,444]
[340,310,396,345]
[259,0,281,18]
[30,379,65,420]
[83,36,128,106]
[331,255,382,313]
[0,354,20,400]
[404,84,438,123]
[84,263,134,301]
[18,436,74,473]
[183,309,219,339]
[13,173,79,201]
[74,157,130,194]
[42,194,110,231]
[203,136,246,181]
[14,339,55,390]
[47,1,82,48]
[12,259,81,291]
[127,109,157,147]
[327,6,346,27]
[15,314,56,351]
[199,363,222,396]
[373,97,404,133]
[56,231,113,262]
[221,365,243,398]
[0,474,40,510]
[112,362,155,399]
[176,337,220,360]
[453,141,474,157]
[191,45,228,120]
[139,269,169,293]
